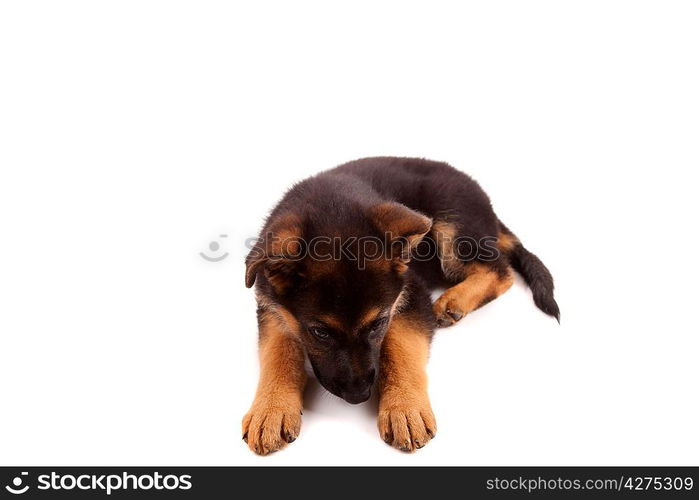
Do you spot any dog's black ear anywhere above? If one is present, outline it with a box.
[245,214,304,291]
[369,202,432,272]
[244,245,266,288]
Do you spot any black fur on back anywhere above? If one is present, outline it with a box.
[251,157,559,321]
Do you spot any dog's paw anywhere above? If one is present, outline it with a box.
[242,397,302,455]
[433,292,465,327]
[378,401,437,452]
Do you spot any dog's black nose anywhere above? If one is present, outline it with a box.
[340,369,375,404]
[342,388,371,404]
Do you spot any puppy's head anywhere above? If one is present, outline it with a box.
[246,202,431,404]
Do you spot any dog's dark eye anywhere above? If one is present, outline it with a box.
[309,327,330,340]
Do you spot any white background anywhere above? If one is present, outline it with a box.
[1,1,697,466]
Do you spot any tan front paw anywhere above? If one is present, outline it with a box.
[433,292,466,328]
[378,396,436,452]
[242,397,302,455]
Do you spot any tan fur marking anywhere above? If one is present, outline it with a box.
[371,202,432,246]
[359,306,382,328]
[269,226,302,257]
[433,262,514,327]
[242,312,306,455]
[378,315,436,452]
[318,314,344,331]
[497,231,519,253]
[370,203,432,272]
[273,305,301,337]
[262,216,304,293]
[432,220,464,281]
[245,214,303,289]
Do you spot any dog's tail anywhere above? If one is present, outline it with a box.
[499,221,560,323]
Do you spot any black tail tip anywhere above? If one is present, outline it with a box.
[547,307,561,325]
[534,294,560,324]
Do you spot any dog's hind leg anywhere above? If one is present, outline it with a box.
[432,221,515,327]
[433,261,514,327]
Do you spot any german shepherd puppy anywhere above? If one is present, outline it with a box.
[243,157,559,454]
